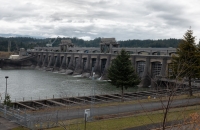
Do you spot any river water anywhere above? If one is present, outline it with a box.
[0,69,149,101]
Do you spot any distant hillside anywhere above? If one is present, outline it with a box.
[59,38,181,48]
[0,37,52,51]
[0,37,181,51]
[119,38,181,48]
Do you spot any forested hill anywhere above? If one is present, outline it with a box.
[67,38,181,48]
[119,38,181,48]
[0,37,181,51]
[0,37,49,52]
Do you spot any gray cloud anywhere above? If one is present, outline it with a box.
[145,1,193,28]
[158,13,191,27]
[146,1,183,13]
[0,0,200,41]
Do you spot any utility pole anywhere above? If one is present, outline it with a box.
[8,41,11,52]
[5,76,9,105]
[90,67,95,120]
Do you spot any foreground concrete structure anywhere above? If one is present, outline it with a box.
[1,38,177,87]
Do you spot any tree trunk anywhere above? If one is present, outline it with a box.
[121,86,124,102]
[162,92,172,130]
[188,77,193,96]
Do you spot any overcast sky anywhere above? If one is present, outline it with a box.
[1,0,200,41]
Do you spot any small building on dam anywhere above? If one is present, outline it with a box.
[0,38,177,88]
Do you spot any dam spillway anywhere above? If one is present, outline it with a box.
[31,51,172,85]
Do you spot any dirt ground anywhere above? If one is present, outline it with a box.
[0,116,19,130]
[0,51,13,59]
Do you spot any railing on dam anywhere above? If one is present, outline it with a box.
[28,47,176,56]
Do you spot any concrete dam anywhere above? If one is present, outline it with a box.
[1,38,176,87]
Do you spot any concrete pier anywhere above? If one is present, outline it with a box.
[12,87,200,110]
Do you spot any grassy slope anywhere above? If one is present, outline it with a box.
[46,106,200,130]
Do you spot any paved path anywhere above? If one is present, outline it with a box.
[1,98,200,129]
[28,98,200,121]
[0,117,19,130]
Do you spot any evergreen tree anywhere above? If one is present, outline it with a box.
[108,49,140,101]
[171,29,200,96]
[3,94,12,107]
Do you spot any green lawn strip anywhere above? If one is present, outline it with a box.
[12,126,29,130]
[44,105,200,130]
[45,113,171,130]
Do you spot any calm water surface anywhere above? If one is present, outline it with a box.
[0,69,149,101]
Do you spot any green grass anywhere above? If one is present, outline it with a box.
[43,105,200,130]
[12,126,29,130]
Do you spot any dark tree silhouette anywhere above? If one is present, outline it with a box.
[108,49,140,101]
[171,29,200,96]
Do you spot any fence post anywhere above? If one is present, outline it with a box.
[30,119,33,130]
[40,122,42,129]
[56,110,58,126]
[85,113,87,130]
[24,111,27,127]
[4,105,7,118]
[12,109,14,118]
[47,121,49,128]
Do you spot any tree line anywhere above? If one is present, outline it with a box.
[0,37,181,51]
